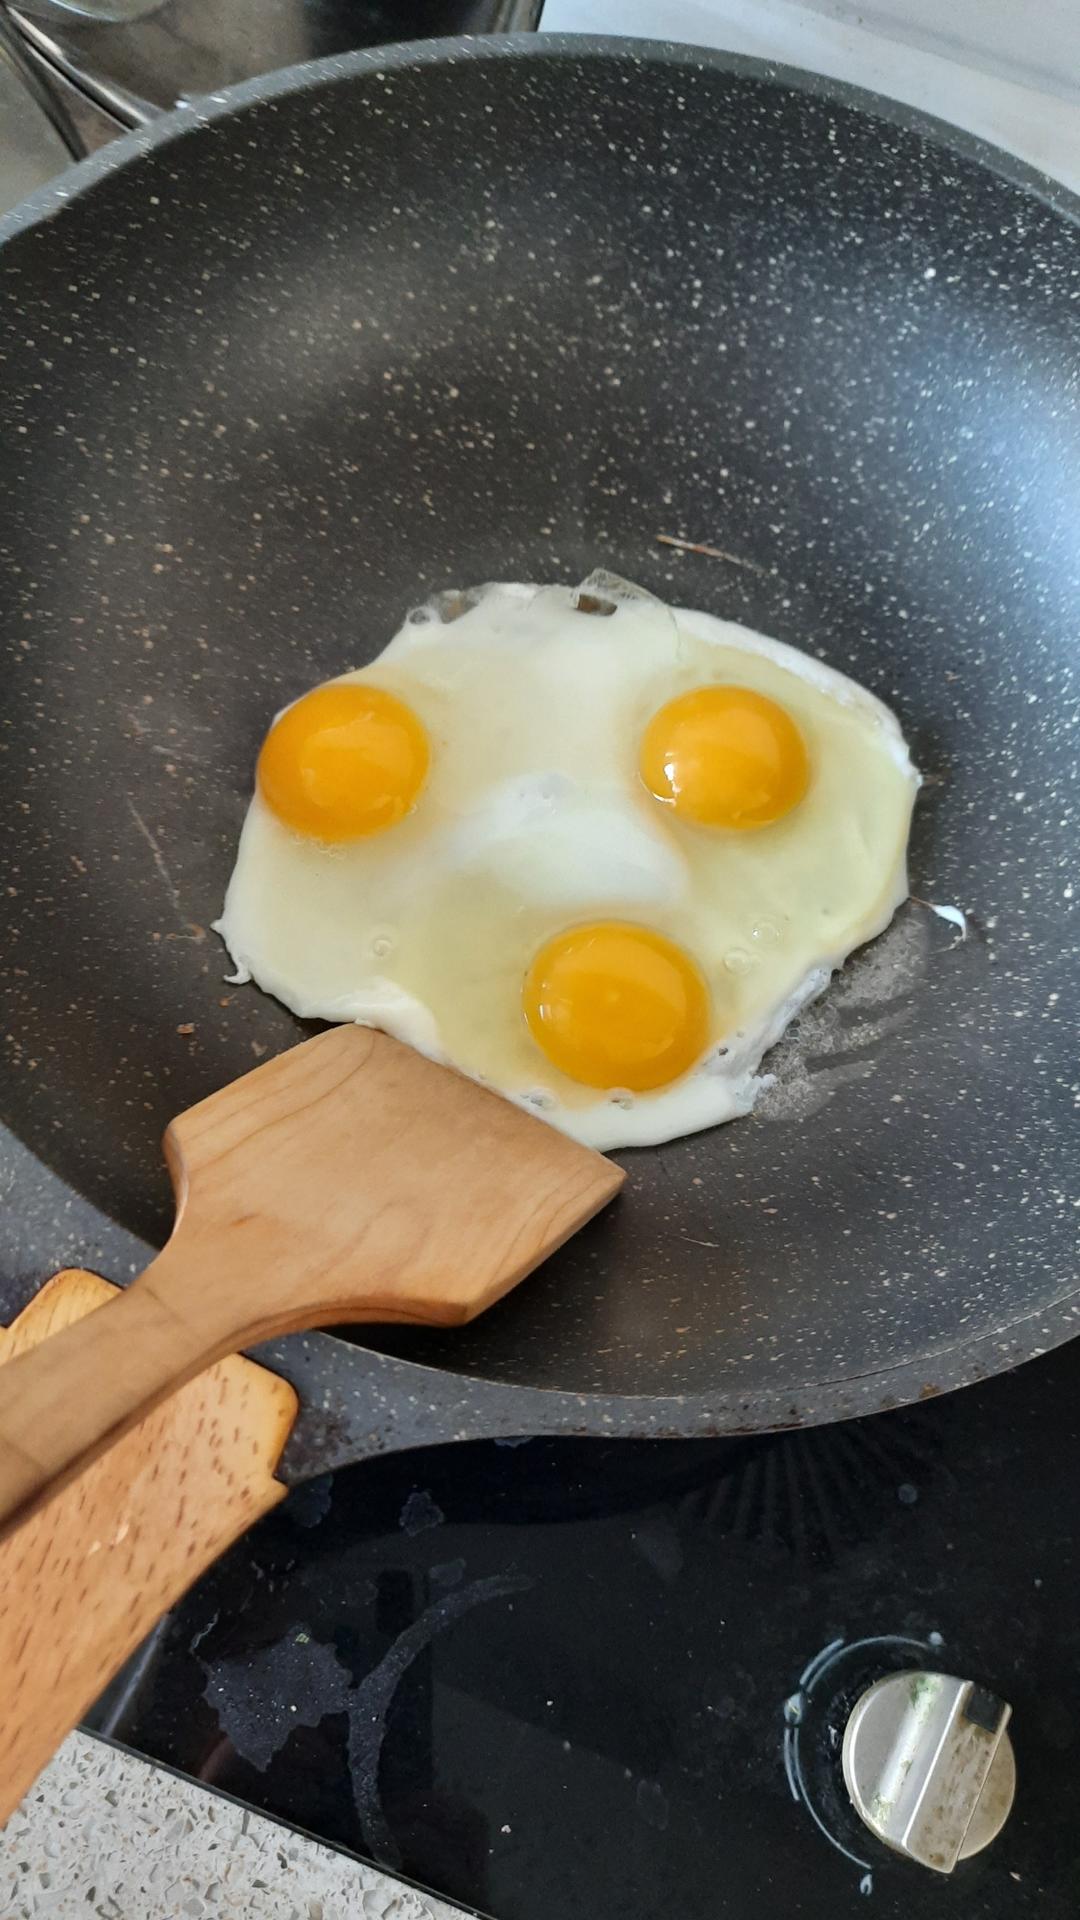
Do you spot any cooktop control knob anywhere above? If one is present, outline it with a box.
[842,1671,1016,1873]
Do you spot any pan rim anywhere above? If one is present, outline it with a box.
[260,1268,1080,1476]
[2,31,1078,1435]
[2,30,1079,254]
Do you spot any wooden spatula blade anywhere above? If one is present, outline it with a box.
[167,1024,624,1330]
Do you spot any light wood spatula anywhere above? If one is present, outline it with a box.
[0,1024,624,1539]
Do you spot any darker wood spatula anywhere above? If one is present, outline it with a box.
[0,1025,624,1538]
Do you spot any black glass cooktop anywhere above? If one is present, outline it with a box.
[91,1338,1080,1919]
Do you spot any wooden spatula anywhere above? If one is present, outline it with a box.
[0,1025,623,1538]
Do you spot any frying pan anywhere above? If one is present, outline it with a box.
[1,34,1079,1470]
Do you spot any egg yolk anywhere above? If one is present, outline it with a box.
[257,682,429,841]
[522,922,711,1092]
[639,684,810,828]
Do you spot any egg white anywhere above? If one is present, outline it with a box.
[214,576,919,1149]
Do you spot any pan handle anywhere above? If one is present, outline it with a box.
[0,1270,296,1827]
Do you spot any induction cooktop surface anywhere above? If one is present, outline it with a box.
[91,1334,1080,1919]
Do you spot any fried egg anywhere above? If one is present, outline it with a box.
[214,575,919,1149]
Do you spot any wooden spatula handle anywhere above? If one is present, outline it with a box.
[0,1271,297,1827]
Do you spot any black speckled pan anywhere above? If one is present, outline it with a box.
[1,36,1078,1462]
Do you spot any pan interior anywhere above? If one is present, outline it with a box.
[1,42,1077,1404]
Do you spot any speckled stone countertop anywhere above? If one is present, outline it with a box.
[2,1732,465,1919]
